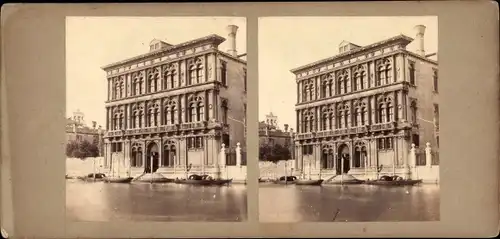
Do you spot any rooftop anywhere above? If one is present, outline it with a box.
[101,34,227,71]
[290,34,414,74]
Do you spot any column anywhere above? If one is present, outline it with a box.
[349,100,354,128]
[211,54,217,82]
[408,141,416,179]
[220,144,226,167]
[106,107,110,130]
[205,90,209,121]
[332,102,337,129]
[315,107,320,131]
[180,94,186,123]
[370,95,376,124]
[396,53,404,82]
[425,142,432,167]
[142,141,147,171]
[393,91,398,122]
[297,144,302,172]
[297,110,302,133]
[236,142,241,167]
[176,139,182,166]
[397,90,403,122]
[124,104,128,129]
[158,139,163,168]
[213,136,218,167]
[208,90,214,120]
[296,81,300,103]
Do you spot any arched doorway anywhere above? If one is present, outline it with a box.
[131,146,143,168]
[337,144,350,174]
[162,144,176,167]
[146,142,159,173]
[354,144,367,168]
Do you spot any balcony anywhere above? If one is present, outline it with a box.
[295,123,401,141]
[104,122,212,137]
[369,122,397,132]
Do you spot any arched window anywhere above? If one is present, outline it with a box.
[171,70,177,89]
[337,76,344,94]
[114,82,120,99]
[169,106,175,124]
[344,74,351,93]
[153,108,159,126]
[189,65,196,85]
[337,109,344,128]
[361,107,368,125]
[309,116,314,132]
[303,115,309,132]
[164,107,170,125]
[322,113,328,130]
[387,101,394,122]
[328,77,334,97]
[147,108,154,127]
[308,82,314,101]
[344,108,350,128]
[131,110,137,128]
[119,113,124,129]
[197,102,204,121]
[378,103,386,123]
[196,64,204,83]
[138,75,144,95]
[377,66,385,86]
[385,65,392,84]
[138,110,143,128]
[303,85,308,102]
[328,112,334,130]
[354,108,360,126]
[189,103,196,122]
[148,73,156,93]
[113,114,118,130]
[164,71,172,90]
[119,81,124,98]
[321,81,327,98]
[353,73,360,91]
[133,77,140,96]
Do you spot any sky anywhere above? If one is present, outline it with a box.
[66,17,247,127]
[258,16,438,129]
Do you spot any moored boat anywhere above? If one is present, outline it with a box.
[295,179,324,186]
[78,173,106,182]
[272,176,297,185]
[104,177,134,183]
[174,174,232,186]
[365,175,422,186]
[322,174,365,185]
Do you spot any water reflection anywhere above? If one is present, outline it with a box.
[259,184,439,222]
[66,180,247,222]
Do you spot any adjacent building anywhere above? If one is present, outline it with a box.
[291,25,439,180]
[259,112,295,159]
[66,109,104,156]
[102,25,247,178]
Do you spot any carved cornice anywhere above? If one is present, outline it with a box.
[291,35,413,75]
[102,34,225,71]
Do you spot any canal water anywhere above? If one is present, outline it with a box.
[66,180,247,222]
[259,184,440,222]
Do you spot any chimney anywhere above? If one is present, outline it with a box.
[284,124,289,132]
[414,25,426,56]
[226,25,238,57]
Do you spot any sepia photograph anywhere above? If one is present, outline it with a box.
[258,16,440,222]
[65,16,248,222]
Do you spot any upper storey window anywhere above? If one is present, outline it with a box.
[163,64,178,90]
[132,72,145,96]
[187,95,205,123]
[147,68,160,93]
[353,65,367,91]
[112,77,125,100]
[188,58,204,85]
[302,79,314,102]
[164,100,178,125]
[336,103,350,128]
[302,110,314,133]
[220,60,228,86]
[376,58,392,86]
[321,74,334,98]
[409,61,416,86]
[377,96,395,123]
[336,70,349,95]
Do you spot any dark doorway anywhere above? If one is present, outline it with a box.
[337,144,350,174]
[146,142,160,173]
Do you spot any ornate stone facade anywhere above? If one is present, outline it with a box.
[292,35,439,179]
[102,34,247,178]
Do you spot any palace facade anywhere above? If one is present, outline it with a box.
[292,25,439,180]
[102,25,247,178]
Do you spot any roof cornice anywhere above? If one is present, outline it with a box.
[290,34,414,74]
[101,34,226,71]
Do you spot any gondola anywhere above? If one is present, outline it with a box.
[365,175,422,186]
[272,176,297,185]
[174,174,232,186]
[295,179,324,186]
[77,173,106,182]
[104,177,134,183]
[322,174,365,185]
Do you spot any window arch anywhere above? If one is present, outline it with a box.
[337,103,350,128]
[196,63,204,83]
[164,100,177,125]
[148,69,159,93]
[321,79,328,98]
[164,65,177,90]
[188,65,196,85]
[303,85,309,102]
[387,100,394,122]
[376,59,392,86]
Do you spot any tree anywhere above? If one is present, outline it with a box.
[66,139,99,160]
[259,144,291,163]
